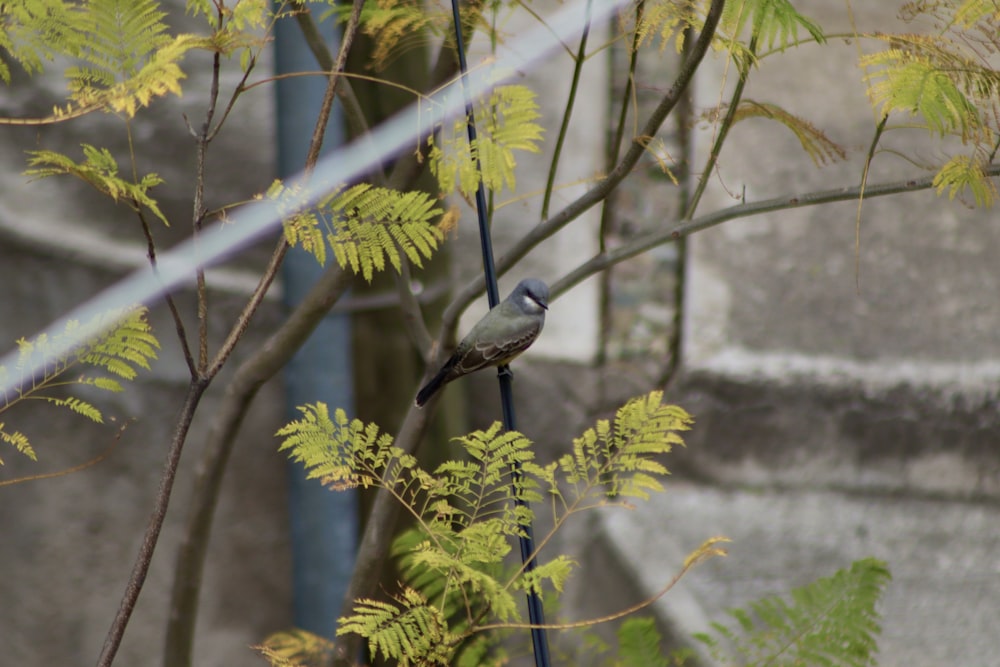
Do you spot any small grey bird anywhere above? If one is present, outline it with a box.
[415,278,549,407]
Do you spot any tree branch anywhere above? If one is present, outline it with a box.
[550,165,1000,298]
[164,264,354,667]
[164,4,368,665]
[97,379,208,667]
[440,0,726,338]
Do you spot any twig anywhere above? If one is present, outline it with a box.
[540,0,594,220]
[440,0,726,337]
[164,4,368,666]
[164,265,353,667]
[97,380,208,667]
[551,165,1000,298]
[0,421,128,487]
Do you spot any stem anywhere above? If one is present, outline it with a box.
[661,25,696,388]
[551,165,1000,298]
[163,5,367,666]
[441,0,727,336]
[540,0,593,220]
[685,35,757,219]
[97,379,208,667]
[598,0,644,363]
[163,265,353,667]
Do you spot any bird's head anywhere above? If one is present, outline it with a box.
[514,278,549,314]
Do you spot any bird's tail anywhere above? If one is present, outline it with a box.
[415,366,449,407]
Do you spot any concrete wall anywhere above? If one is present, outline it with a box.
[2,1,999,666]
[0,4,291,664]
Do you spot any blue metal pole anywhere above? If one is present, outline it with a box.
[273,4,357,637]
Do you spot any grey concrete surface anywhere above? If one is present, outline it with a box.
[577,2,1000,665]
[0,2,291,664]
[3,0,1000,666]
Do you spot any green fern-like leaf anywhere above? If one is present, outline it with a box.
[254,628,335,667]
[41,396,104,423]
[429,84,544,197]
[25,145,169,225]
[0,0,83,82]
[0,423,35,465]
[634,0,703,53]
[721,0,826,53]
[615,616,673,667]
[933,153,996,206]
[339,586,453,666]
[322,183,445,281]
[0,306,159,462]
[861,45,982,140]
[694,558,891,667]
[323,0,484,72]
[277,402,414,493]
[63,0,195,117]
[556,390,691,501]
[730,100,845,165]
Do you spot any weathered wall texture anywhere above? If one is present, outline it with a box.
[2,1,999,666]
[0,4,291,664]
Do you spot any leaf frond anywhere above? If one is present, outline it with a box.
[695,558,892,667]
[933,152,997,206]
[0,306,158,462]
[730,99,846,165]
[25,145,169,225]
[254,628,335,667]
[556,391,692,501]
[429,84,544,197]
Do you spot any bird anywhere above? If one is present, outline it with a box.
[415,278,549,407]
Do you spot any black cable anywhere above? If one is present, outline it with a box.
[447,2,552,665]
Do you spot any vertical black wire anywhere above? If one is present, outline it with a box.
[448,2,552,665]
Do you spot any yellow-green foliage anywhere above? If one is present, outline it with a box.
[255,628,335,667]
[635,0,824,57]
[693,557,891,667]
[861,1,1000,206]
[324,0,486,72]
[428,84,544,198]
[0,0,200,118]
[25,144,169,225]
[273,391,694,666]
[0,307,160,463]
[729,100,845,166]
[934,153,997,206]
[270,181,445,281]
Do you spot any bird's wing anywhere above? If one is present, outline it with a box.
[455,316,542,374]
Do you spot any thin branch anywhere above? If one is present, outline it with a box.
[164,264,353,667]
[551,165,1000,298]
[165,5,368,666]
[685,34,757,219]
[204,240,290,379]
[137,210,196,377]
[302,0,364,175]
[854,113,889,291]
[540,0,593,220]
[395,259,435,361]
[441,0,726,337]
[97,379,208,667]
[190,41,224,376]
[0,421,128,487]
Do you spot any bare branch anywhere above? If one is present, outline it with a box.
[551,165,1000,298]
[440,0,727,339]
[98,380,209,667]
[164,263,353,667]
